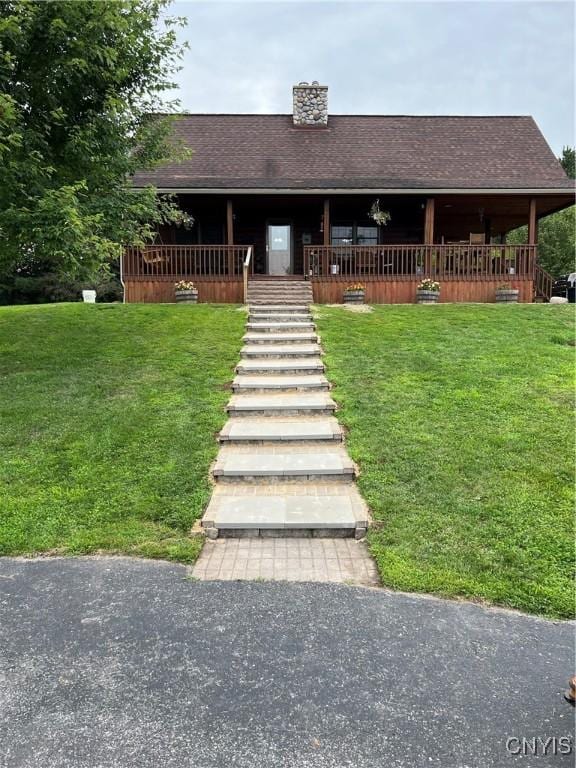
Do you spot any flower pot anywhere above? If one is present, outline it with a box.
[495,289,519,303]
[416,289,439,304]
[175,289,198,304]
[343,290,365,304]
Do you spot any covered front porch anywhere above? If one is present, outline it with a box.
[121,192,562,303]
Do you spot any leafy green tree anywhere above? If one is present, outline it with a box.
[507,146,575,277]
[0,0,189,282]
[560,146,575,179]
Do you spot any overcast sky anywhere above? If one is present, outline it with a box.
[168,0,574,154]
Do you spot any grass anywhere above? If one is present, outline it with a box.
[0,303,245,563]
[315,304,574,618]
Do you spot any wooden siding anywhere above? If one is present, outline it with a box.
[311,278,533,304]
[125,279,243,303]
[124,277,532,304]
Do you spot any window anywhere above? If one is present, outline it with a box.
[331,225,354,245]
[357,226,378,245]
[331,223,378,245]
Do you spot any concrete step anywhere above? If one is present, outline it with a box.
[245,322,315,333]
[248,283,312,288]
[248,298,313,305]
[248,290,312,304]
[236,358,324,375]
[240,344,321,359]
[248,280,310,285]
[249,284,311,288]
[202,485,368,535]
[249,305,310,314]
[212,447,355,483]
[243,332,318,344]
[248,285,312,291]
[248,289,312,295]
[249,313,313,323]
[232,375,330,392]
[248,289,313,296]
[219,416,342,443]
[227,392,336,416]
[248,299,312,306]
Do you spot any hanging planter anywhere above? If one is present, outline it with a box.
[416,279,440,304]
[368,199,392,227]
[343,284,366,304]
[175,280,198,304]
[495,284,519,303]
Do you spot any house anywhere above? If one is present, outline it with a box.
[123,82,574,303]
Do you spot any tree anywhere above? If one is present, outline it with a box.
[0,0,189,282]
[560,146,575,179]
[507,146,575,277]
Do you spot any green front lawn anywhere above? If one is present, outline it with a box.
[316,305,574,618]
[0,303,244,562]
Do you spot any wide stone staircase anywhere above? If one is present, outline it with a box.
[246,279,314,306]
[201,280,369,538]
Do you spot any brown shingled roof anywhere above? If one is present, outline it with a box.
[132,114,573,191]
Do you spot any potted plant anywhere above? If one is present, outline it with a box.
[368,199,392,227]
[495,283,519,303]
[175,280,198,304]
[416,279,440,304]
[343,283,366,304]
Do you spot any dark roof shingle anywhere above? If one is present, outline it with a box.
[132,114,573,190]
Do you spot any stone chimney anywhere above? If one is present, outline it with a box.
[292,81,328,127]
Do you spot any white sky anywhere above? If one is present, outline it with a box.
[167,0,575,154]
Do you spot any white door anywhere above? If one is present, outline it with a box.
[267,224,292,275]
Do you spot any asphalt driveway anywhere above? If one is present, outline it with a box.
[0,557,573,768]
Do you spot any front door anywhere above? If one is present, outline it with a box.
[266,223,292,275]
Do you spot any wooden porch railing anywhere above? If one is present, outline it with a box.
[303,244,537,280]
[534,264,554,301]
[122,245,253,279]
[243,246,253,304]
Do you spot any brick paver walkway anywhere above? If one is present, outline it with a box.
[192,538,380,586]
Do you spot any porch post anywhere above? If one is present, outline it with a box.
[528,198,537,244]
[424,197,435,244]
[226,199,234,244]
[527,197,538,277]
[226,199,234,276]
[323,199,330,246]
[424,197,435,274]
[322,198,330,276]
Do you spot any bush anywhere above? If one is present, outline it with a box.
[0,272,123,305]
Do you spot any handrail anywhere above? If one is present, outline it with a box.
[534,263,554,301]
[122,244,253,279]
[303,244,537,280]
[243,246,252,304]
